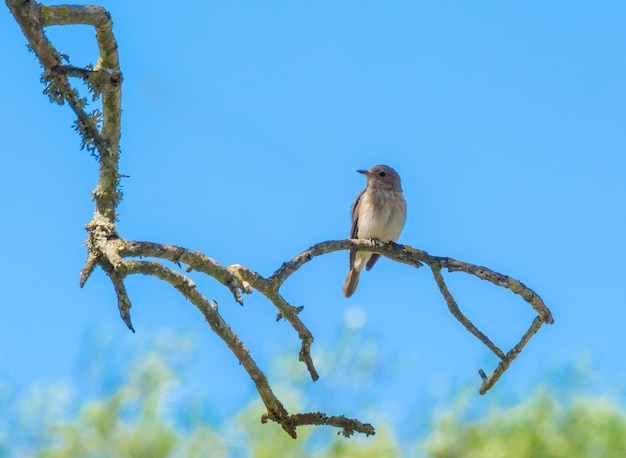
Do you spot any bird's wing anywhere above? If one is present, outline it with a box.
[348,189,364,268]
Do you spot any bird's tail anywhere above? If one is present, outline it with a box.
[343,268,361,298]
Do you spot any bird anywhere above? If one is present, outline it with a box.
[343,165,407,298]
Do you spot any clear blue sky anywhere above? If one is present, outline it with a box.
[1,0,625,436]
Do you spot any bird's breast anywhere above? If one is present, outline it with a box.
[356,189,406,241]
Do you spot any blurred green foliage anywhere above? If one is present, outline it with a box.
[1,333,625,457]
[426,393,626,458]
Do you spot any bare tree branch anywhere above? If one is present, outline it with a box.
[120,259,373,438]
[106,269,134,332]
[6,0,554,439]
[119,260,294,436]
[478,315,545,394]
[115,237,553,398]
[430,265,507,360]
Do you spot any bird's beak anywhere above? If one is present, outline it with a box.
[357,169,369,176]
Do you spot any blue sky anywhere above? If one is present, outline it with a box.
[1,0,625,436]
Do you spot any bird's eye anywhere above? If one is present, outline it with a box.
[379,172,387,177]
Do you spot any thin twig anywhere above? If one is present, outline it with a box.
[233,264,319,381]
[79,253,98,288]
[284,412,375,437]
[430,265,506,360]
[106,269,134,332]
[479,316,545,394]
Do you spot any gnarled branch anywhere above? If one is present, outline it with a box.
[7,0,553,439]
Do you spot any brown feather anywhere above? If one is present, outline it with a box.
[365,254,380,271]
[348,189,365,271]
[343,268,360,298]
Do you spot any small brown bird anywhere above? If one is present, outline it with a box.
[343,165,407,298]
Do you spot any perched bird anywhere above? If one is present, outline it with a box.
[343,165,407,298]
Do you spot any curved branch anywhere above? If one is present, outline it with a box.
[120,240,247,304]
[117,240,320,381]
[120,260,372,438]
[430,265,505,360]
[273,240,553,393]
[119,260,294,435]
[269,239,425,286]
[438,257,553,324]
[270,239,553,324]
[116,238,553,395]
